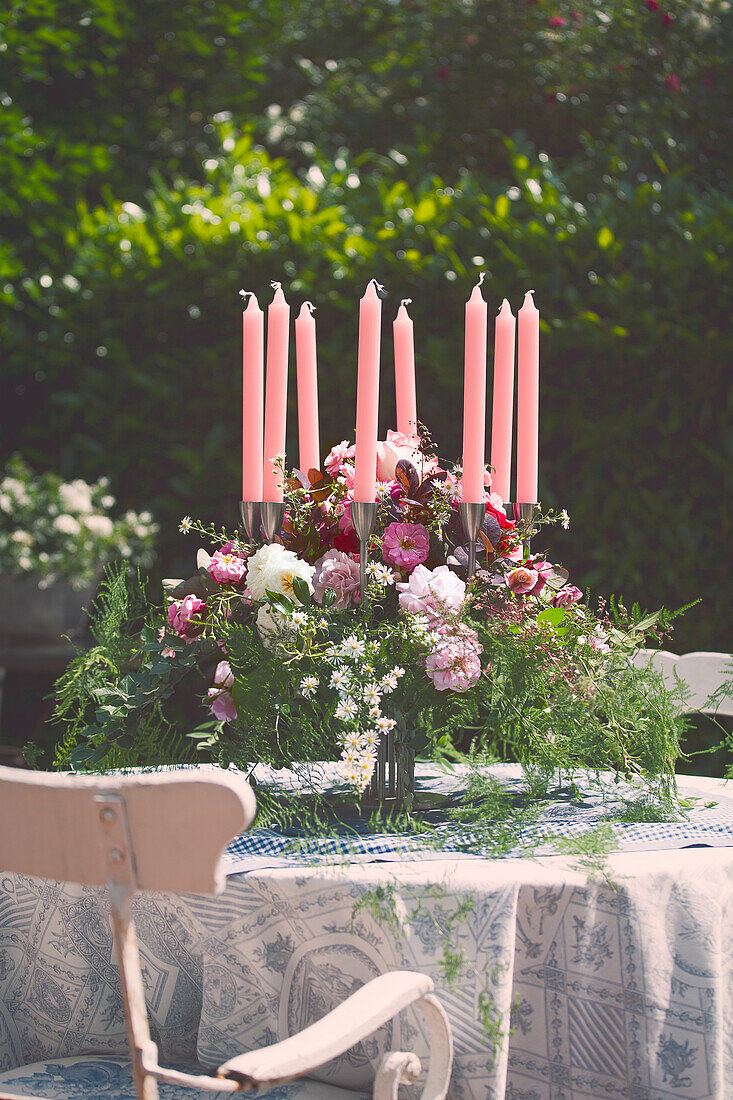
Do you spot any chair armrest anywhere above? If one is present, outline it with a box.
[216,970,443,1090]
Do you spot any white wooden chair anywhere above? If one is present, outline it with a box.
[630,650,733,716]
[0,767,453,1100]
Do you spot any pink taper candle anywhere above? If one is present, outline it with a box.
[393,298,417,436]
[354,279,383,502]
[295,301,320,476]
[263,282,290,503]
[240,291,264,501]
[461,274,489,503]
[517,290,540,503]
[489,299,516,503]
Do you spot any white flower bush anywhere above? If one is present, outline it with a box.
[0,455,158,589]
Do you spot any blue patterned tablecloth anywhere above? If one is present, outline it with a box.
[3,767,733,1099]
[222,762,733,872]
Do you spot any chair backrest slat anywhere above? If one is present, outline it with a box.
[631,650,733,716]
[0,767,256,895]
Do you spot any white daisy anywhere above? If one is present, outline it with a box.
[391,666,405,678]
[300,676,318,698]
[341,635,365,658]
[330,669,350,690]
[343,730,362,751]
[334,699,358,722]
[363,683,382,706]
[365,561,382,578]
[290,610,308,629]
[375,716,397,733]
[361,729,380,750]
[377,565,395,585]
[560,509,570,530]
[368,705,381,720]
[178,516,193,534]
[381,673,398,692]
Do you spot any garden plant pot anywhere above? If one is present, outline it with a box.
[0,573,98,645]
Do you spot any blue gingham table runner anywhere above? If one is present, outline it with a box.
[222,762,733,872]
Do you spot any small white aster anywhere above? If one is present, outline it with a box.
[290,610,308,628]
[341,635,365,658]
[365,561,382,578]
[560,509,570,530]
[300,675,318,698]
[392,666,405,678]
[178,516,193,534]
[361,729,380,749]
[343,730,362,751]
[381,673,398,692]
[334,699,358,722]
[377,564,395,585]
[330,669,350,690]
[363,683,382,706]
[368,705,381,720]
[375,716,397,733]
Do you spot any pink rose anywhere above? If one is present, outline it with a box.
[167,593,207,637]
[209,549,247,586]
[376,429,438,482]
[397,564,466,623]
[425,631,483,692]
[208,660,237,723]
[526,558,554,597]
[313,549,361,609]
[382,521,430,572]
[505,567,539,596]
[324,440,355,476]
[551,585,583,608]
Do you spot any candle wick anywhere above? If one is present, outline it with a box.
[477,271,486,286]
[238,289,251,301]
[401,298,412,308]
[303,301,316,314]
[270,281,282,291]
[369,279,386,295]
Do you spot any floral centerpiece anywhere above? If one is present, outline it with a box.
[54,426,686,822]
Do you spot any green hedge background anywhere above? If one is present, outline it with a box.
[2,0,731,652]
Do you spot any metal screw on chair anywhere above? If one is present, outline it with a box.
[109,848,124,863]
[100,807,116,823]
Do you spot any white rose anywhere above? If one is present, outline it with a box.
[245,543,315,603]
[256,604,290,650]
[53,514,81,536]
[82,514,114,537]
[59,480,94,513]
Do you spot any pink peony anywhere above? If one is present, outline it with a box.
[376,429,439,482]
[425,631,483,692]
[505,566,539,596]
[209,549,247,586]
[168,593,207,637]
[397,564,466,623]
[382,522,430,571]
[551,585,583,608]
[313,549,361,609]
[324,440,355,476]
[207,660,237,722]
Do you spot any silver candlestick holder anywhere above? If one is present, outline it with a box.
[351,501,378,602]
[504,502,539,557]
[260,501,287,543]
[458,502,486,579]
[239,501,261,543]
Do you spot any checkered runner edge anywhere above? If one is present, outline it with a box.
[219,762,733,872]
